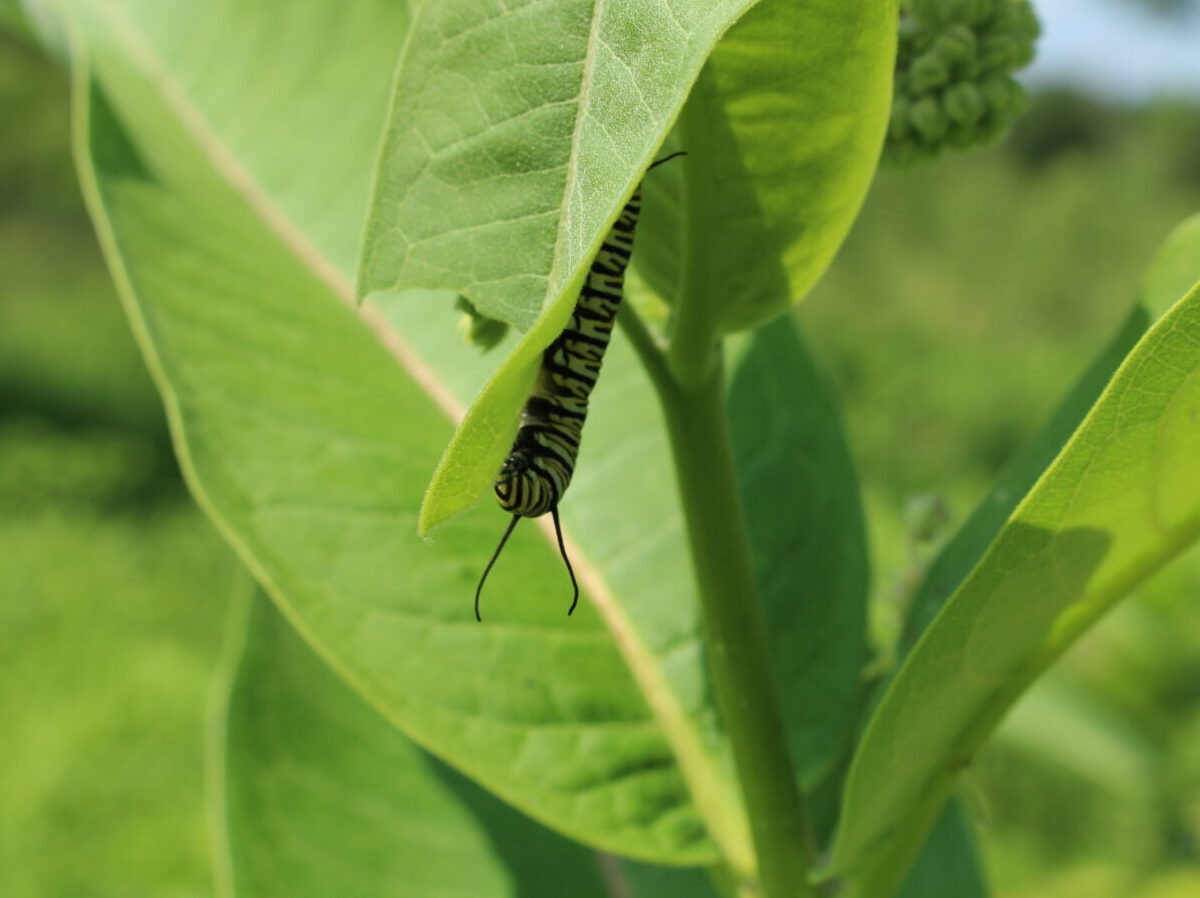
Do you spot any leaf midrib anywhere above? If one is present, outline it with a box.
[82,0,752,870]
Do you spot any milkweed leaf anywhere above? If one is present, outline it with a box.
[216,592,613,898]
[64,0,747,867]
[832,268,1200,885]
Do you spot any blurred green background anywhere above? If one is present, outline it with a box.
[4,12,1200,897]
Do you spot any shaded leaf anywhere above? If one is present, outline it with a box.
[217,591,612,898]
[727,316,868,786]
[900,306,1151,649]
[645,1,898,351]
[895,800,987,898]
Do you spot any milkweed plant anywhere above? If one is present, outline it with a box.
[15,0,1200,896]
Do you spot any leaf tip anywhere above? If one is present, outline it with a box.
[416,488,449,537]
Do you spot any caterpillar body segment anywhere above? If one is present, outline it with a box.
[475,152,685,621]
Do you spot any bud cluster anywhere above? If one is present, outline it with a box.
[885,0,1040,166]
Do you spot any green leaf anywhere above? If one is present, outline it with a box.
[837,210,1200,897]
[396,0,899,529]
[649,1,898,373]
[357,0,757,330]
[61,0,882,875]
[217,591,613,898]
[374,305,871,807]
[64,0,752,869]
[899,306,1151,650]
[831,275,1200,883]
[621,860,724,898]
[75,69,725,864]
[358,0,764,532]
[895,800,987,898]
[899,210,1200,651]
[60,0,411,278]
[727,316,868,786]
[1139,212,1200,321]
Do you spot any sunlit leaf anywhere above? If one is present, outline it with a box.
[395,0,898,529]
[900,210,1200,650]
[833,275,1200,881]
[73,61,723,865]
[64,0,748,867]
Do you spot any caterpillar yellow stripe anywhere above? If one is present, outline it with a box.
[475,152,685,621]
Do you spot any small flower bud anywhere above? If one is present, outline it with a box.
[944,82,985,126]
[911,95,949,143]
[886,0,1038,164]
[933,24,977,69]
[909,51,951,93]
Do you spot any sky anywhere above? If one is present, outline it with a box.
[1026,0,1200,98]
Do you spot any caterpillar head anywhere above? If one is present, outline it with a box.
[478,455,577,622]
[494,447,557,518]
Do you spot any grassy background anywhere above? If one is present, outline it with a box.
[0,34,238,898]
[4,24,1200,898]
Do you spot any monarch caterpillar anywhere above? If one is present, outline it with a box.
[474,151,686,621]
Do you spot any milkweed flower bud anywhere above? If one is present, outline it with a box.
[909,50,951,92]
[944,82,985,126]
[883,0,1040,167]
[911,95,949,142]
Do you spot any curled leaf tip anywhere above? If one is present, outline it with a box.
[454,295,509,352]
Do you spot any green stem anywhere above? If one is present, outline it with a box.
[666,88,722,390]
[617,298,673,388]
[642,334,816,898]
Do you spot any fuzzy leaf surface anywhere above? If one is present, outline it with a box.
[393,0,898,528]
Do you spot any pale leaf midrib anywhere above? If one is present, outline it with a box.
[84,0,752,871]
[544,0,606,308]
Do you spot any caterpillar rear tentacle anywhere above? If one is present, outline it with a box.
[474,151,685,621]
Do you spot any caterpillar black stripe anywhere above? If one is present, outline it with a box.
[474,151,685,621]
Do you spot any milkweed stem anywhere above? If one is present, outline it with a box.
[652,345,819,898]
